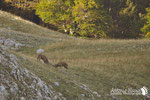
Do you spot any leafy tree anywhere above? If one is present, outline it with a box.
[104,0,143,38]
[141,7,150,35]
[36,0,74,31]
[36,0,112,38]
[132,0,149,14]
[116,0,139,38]
[72,0,112,37]
[2,0,149,39]
[101,0,149,38]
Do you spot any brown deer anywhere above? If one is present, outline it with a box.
[37,54,49,64]
[53,62,68,69]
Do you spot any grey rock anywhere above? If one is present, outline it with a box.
[20,97,25,100]
[0,37,26,50]
[54,82,59,87]
[81,94,85,97]
[0,47,62,100]
[36,48,45,54]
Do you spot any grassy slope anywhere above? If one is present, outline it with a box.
[0,10,150,100]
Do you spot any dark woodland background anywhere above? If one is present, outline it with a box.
[0,0,149,39]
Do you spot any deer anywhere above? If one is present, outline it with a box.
[53,62,68,69]
[37,54,49,64]
[37,55,68,69]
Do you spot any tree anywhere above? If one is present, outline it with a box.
[141,7,150,35]
[101,0,149,38]
[36,0,112,38]
[72,0,112,37]
[36,0,74,31]
[116,0,139,38]
[105,0,143,38]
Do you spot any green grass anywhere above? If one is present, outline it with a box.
[0,10,150,100]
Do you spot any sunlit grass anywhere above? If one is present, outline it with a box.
[14,39,150,100]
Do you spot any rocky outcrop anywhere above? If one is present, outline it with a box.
[0,47,62,100]
[0,37,26,50]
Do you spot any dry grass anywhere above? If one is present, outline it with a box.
[17,39,150,100]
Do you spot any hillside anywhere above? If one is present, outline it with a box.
[0,10,150,100]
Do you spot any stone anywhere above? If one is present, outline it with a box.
[36,49,45,54]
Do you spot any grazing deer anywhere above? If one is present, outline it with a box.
[37,54,49,64]
[54,62,68,69]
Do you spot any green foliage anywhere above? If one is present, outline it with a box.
[0,0,41,25]
[36,0,74,29]
[119,0,136,16]
[2,0,150,39]
[116,0,140,38]
[145,32,150,38]
[72,0,112,37]
[36,0,112,38]
[101,0,149,38]
[141,7,150,34]
[3,0,39,9]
